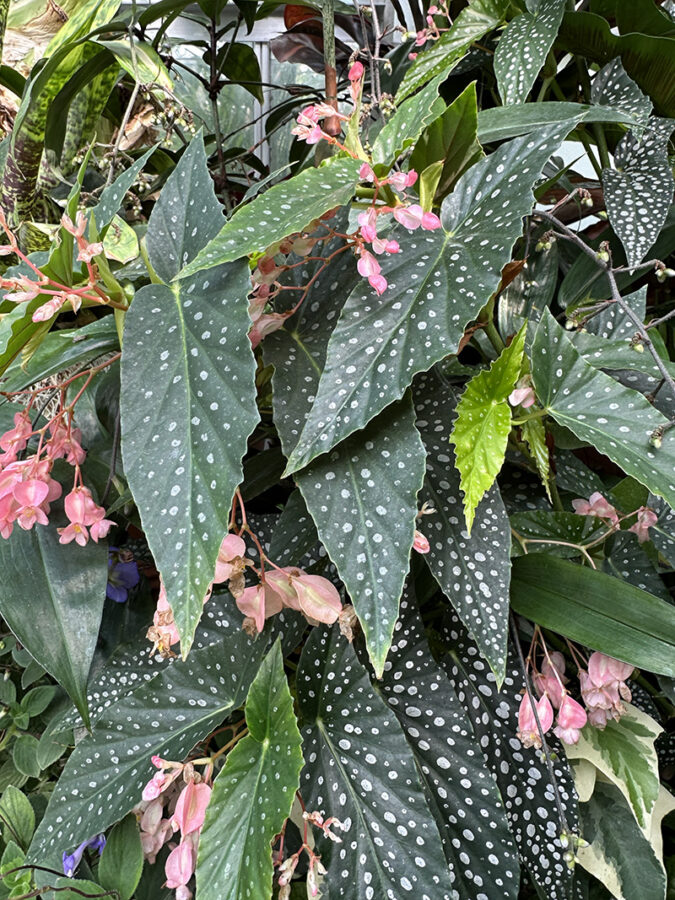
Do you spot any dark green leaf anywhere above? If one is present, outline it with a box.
[477,101,641,143]
[196,641,303,900]
[371,74,445,166]
[591,58,652,135]
[98,814,144,900]
[285,127,567,474]
[268,488,318,567]
[20,686,56,717]
[414,370,512,681]
[494,0,566,105]
[0,526,106,727]
[298,625,455,899]
[11,736,41,779]
[511,554,675,676]
[509,510,604,557]
[219,43,263,102]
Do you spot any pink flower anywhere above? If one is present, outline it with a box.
[571,492,619,525]
[392,204,441,232]
[13,479,49,529]
[32,296,67,322]
[348,61,364,82]
[357,249,381,279]
[291,121,324,145]
[517,692,554,749]
[61,212,87,238]
[165,839,195,890]
[214,533,247,583]
[628,506,658,543]
[359,163,375,182]
[290,573,342,625]
[0,411,32,457]
[249,313,288,348]
[171,781,212,836]
[147,581,181,654]
[357,208,378,243]
[64,486,103,527]
[387,170,418,192]
[421,211,441,230]
[533,651,567,708]
[413,530,430,554]
[58,522,89,546]
[77,242,104,263]
[368,273,388,295]
[236,583,284,634]
[580,652,633,725]
[47,421,85,464]
[89,517,114,542]
[140,798,165,835]
[554,694,587,744]
[371,237,400,255]
[508,384,535,408]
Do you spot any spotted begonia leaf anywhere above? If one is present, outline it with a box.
[451,326,526,533]
[120,266,257,654]
[647,493,675,568]
[297,396,425,676]
[494,0,566,105]
[509,510,604,558]
[442,613,581,899]
[93,144,156,234]
[376,586,520,900]
[284,127,567,474]
[396,0,507,102]
[298,625,455,899]
[0,524,107,729]
[603,118,675,269]
[591,59,652,136]
[197,641,303,900]
[603,532,671,602]
[29,596,267,868]
[268,488,319,567]
[179,158,362,277]
[477,101,642,143]
[372,74,445,166]
[413,370,511,682]
[531,310,675,511]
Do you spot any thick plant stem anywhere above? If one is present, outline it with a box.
[322,0,341,136]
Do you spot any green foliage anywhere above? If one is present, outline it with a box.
[98,814,144,900]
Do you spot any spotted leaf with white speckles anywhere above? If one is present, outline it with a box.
[414,369,511,683]
[442,613,581,900]
[591,59,652,137]
[196,640,303,900]
[531,309,675,511]
[376,585,520,900]
[178,158,362,277]
[284,126,568,474]
[297,395,425,676]
[494,0,567,105]
[603,118,675,269]
[298,625,455,900]
[372,74,445,166]
[28,596,267,869]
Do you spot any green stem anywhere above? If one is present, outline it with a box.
[482,297,505,353]
[592,122,611,171]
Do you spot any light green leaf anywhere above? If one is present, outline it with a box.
[396,0,507,102]
[510,554,675,677]
[284,127,567,474]
[531,310,675,511]
[414,370,511,681]
[0,785,35,853]
[98,814,144,900]
[179,158,362,277]
[97,39,172,89]
[564,704,661,829]
[93,144,156,232]
[120,135,258,653]
[0,526,107,728]
[297,396,425,677]
[102,215,139,264]
[603,118,675,269]
[196,641,303,900]
[494,0,566,105]
[371,74,445,166]
[577,780,665,900]
[11,736,41,779]
[451,327,526,533]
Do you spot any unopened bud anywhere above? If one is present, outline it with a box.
[597,250,610,263]
[650,427,664,449]
[582,197,593,208]
[563,849,576,869]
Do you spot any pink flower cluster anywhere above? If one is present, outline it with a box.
[572,492,658,543]
[276,809,348,898]
[137,758,212,900]
[508,377,536,409]
[518,650,634,750]
[407,2,450,59]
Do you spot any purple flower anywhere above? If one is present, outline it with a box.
[106,548,140,603]
[62,833,106,877]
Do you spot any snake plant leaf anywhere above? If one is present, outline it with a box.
[196,641,303,900]
[494,0,567,105]
[284,126,568,474]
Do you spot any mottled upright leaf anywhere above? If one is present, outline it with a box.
[298,626,455,900]
[591,59,652,135]
[285,127,567,473]
[0,525,107,728]
[451,327,526,532]
[603,118,675,268]
[179,159,362,276]
[414,369,511,681]
[531,310,675,511]
[494,0,566,105]
[297,396,425,676]
[372,74,445,166]
[197,641,303,900]
[377,587,519,899]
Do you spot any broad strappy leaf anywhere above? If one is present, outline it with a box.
[531,310,675,509]
[298,625,455,900]
[477,101,642,142]
[29,597,267,869]
[179,158,362,277]
[297,396,425,676]
[397,0,508,102]
[511,554,675,676]
[494,0,566,105]
[414,369,511,682]
[372,74,445,166]
[0,523,107,728]
[442,614,581,899]
[196,641,303,900]
[285,127,567,474]
[451,326,526,532]
[120,135,258,653]
[377,587,520,900]
[602,118,675,269]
